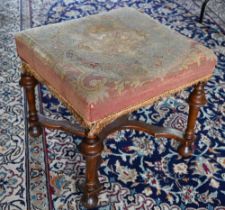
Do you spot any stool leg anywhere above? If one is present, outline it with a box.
[19,72,42,137]
[178,82,206,158]
[80,134,103,209]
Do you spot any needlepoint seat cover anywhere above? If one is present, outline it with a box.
[15,7,216,126]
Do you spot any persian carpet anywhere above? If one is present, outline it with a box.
[0,0,26,209]
[0,1,53,209]
[0,0,225,210]
[177,0,225,35]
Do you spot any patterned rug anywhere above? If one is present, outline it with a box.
[177,0,225,35]
[1,0,225,210]
[0,0,26,209]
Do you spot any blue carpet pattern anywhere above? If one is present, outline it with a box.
[1,0,224,209]
[36,1,225,209]
[0,1,26,209]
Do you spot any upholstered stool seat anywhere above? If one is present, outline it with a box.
[15,7,217,209]
[15,8,216,129]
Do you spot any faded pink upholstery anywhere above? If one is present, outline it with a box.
[15,7,217,123]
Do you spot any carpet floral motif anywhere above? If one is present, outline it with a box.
[0,166,23,202]
[0,0,27,209]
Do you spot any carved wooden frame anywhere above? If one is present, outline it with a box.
[20,71,207,209]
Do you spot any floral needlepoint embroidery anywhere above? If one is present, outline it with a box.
[16,7,216,107]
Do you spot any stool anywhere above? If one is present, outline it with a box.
[15,7,217,209]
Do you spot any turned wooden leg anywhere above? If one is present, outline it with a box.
[178,82,206,158]
[19,72,42,137]
[80,134,103,209]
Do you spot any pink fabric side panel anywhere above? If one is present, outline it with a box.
[15,38,91,120]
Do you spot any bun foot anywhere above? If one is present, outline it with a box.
[29,125,42,137]
[81,194,98,209]
[178,142,193,158]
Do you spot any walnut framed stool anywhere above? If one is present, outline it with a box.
[15,8,217,209]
